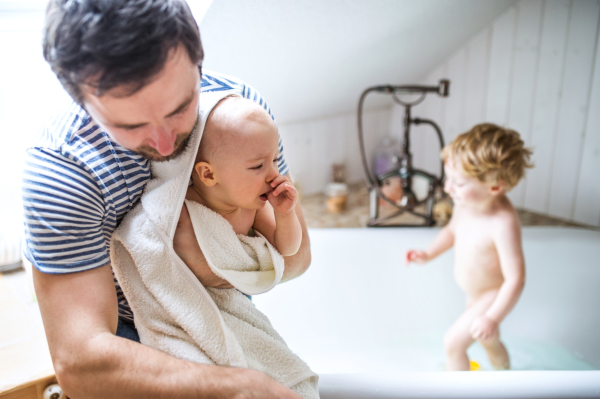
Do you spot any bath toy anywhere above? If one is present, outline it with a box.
[469,360,481,371]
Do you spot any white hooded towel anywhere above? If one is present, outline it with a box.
[110,92,319,398]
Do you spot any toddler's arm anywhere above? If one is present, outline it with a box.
[471,215,526,341]
[253,175,302,256]
[405,218,455,265]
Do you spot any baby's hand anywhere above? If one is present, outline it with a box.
[268,174,298,215]
[405,249,429,266]
[470,315,499,342]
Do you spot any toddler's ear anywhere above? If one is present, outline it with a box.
[194,162,217,187]
[489,180,506,195]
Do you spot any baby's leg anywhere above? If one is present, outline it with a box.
[443,291,497,371]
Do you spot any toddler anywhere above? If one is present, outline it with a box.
[406,123,533,371]
[182,95,301,267]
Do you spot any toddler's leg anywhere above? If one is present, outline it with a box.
[480,335,510,370]
[443,321,472,370]
[443,291,497,371]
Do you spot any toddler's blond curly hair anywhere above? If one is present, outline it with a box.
[441,123,533,190]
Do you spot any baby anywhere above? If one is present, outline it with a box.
[183,95,301,262]
[406,123,532,371]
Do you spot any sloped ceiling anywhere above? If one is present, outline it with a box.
[200,0,517,124]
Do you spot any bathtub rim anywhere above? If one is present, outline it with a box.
[318,370,600,398]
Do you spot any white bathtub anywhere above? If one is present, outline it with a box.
[252,227,600,398]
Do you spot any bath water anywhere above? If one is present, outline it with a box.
[467,336,595,371]
[303,334,595,374]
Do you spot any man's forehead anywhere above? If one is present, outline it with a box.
[84,81,199,128]
[82,45,200,123]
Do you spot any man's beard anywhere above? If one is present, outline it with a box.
[134,115,199,162]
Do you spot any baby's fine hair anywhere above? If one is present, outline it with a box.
[441,123,533,190]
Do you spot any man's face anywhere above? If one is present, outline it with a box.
[82,45,200,161]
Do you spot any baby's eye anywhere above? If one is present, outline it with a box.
[250,164,263,170]
[273,158,278,163]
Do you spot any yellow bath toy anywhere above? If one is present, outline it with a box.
[469,360,481,371]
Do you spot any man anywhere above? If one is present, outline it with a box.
[22,1,311,397]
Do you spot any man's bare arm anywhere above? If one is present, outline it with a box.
[33,264,301,399]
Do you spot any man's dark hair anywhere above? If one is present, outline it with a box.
[43,0,203,105]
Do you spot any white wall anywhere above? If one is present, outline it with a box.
[279,106,392,196]
[200,0,517,124]
[399,0,600,227]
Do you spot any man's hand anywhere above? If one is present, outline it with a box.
[230,369,304,399]
[470,315,499,342]
[405,249,429,266]
[268,174,298,216]
[173,203,233,288]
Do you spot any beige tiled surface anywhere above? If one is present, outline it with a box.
[301,182,598,229]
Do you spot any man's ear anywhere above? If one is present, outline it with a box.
[489,180,506,195]
[194,162,217,187]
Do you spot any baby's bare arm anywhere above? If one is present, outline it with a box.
[273,210,302,256]
[485,213,526,324]
[253,201,302,257]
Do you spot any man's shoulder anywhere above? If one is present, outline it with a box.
[27,101,133,172]
[32,101,93,152]
[201,69,246,94]
[201,69,274,120]
[24,100,151,197]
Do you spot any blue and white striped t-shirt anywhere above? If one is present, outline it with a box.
[22,70,288,324]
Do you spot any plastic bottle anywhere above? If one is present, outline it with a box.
[373,136,400,176]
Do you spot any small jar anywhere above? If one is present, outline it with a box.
[326,183,348,213]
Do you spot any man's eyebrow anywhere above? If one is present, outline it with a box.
[165,90,195,117]
[111,90,196,130]
[112,121,148,130]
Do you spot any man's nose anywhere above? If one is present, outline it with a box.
[149,126,175,156]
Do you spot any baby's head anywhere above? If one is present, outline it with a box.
[441,123,533,204]
[192,96,280,209]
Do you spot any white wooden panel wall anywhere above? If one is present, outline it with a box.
[279,107,392,196]
[463,29,492,131]
[393,0,600,227]
[574,27,600,225]
[547,1,600,219]
[525,0,571,213]
[485,7,516,126]
[506,0,544,207]
[443,48,468,143]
